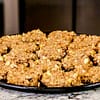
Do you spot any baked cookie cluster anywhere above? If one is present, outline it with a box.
[0,29,100,87]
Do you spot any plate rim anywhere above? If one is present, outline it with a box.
[0,81,100,93]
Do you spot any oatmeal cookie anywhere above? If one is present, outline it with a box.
[41,69,65,87]
[7,64,42,87]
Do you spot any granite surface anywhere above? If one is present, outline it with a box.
[0,86,100,100]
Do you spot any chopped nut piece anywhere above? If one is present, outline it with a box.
[83,57,90,64]
[5,61,11,66]
[0,56,4,61]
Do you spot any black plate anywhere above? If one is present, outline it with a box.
[0,81,100,93]
[0,33,100,93]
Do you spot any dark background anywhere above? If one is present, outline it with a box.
[1,0,100,35]
[0,0,3,36]
[19,0,72,33]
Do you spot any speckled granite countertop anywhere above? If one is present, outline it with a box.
[0,87,100,100]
